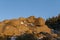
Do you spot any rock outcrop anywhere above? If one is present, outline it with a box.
[0,16,57,40]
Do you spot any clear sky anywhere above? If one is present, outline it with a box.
[0,0,60,21]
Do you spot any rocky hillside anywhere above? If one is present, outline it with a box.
[46,14,60,40]
[0,16,58,40]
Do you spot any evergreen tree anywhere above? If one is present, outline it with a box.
[46,14,60,31]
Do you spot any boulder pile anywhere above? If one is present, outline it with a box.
[0,16,57,40]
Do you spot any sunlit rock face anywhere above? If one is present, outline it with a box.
[0,16,57,40]
[27,16,36,23]
[34,17,45,26]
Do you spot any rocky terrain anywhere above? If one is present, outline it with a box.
[0,16,59,40]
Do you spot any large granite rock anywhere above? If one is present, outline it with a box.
[0,16,57,40]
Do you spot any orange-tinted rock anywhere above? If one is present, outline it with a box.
[10,19,20,26]
[3,25,20,36]
[33,25,51,34]
[35,17,45,26]
[3,20,10,24]
[0,22,4,37]
[27,16,36,23]
[0,16,54,38]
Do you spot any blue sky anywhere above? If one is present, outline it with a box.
[0,0,60,21]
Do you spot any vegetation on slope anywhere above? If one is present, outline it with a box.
[46,14,60,31]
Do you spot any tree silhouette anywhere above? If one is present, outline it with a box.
[46,14,60,31]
